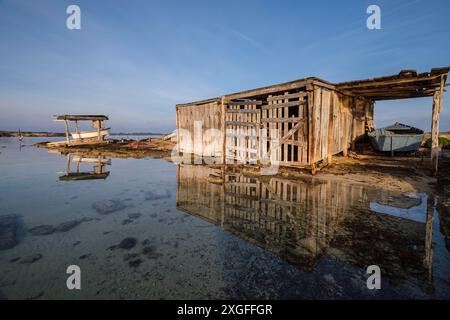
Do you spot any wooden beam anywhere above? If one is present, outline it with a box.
[54,115,108,121]
[225,109,260,114]
[351,98,357,151]
[228,100,262,106]
[225,121,258,127]
[261,117,303,123]
[97,120,101,141]
[342,109,349,157]
[266,92,308,101]
[221,96,226,164]
[176,107,180,155]
[261,101,306,110]
[327,93,334,163]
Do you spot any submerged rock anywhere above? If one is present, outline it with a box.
[123,253,140,261]
[128,213,141,220]
[118,237,138,249]
[0,214,22,251]
[121,213,142,225]
[144,190,171,201]
[56,220,82,232]
[142,245,162,259]
[29,218,90,236]
[28,225,56,236]
[128,258,143,269]
[20,253,42,264]
[110,237,138,250]
[92,199,126,214]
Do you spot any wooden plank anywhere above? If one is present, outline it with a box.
[225,121,258,127]
[226,109,260,114]
[342,104,349,157]
[221,97,226,163]
[283,140,306,146]
[261,117,303,123]
[266,91,308,101]
[54,115,108,121]
[307,91,314,164]
[228,100,262,106]
[327,90,334,163]
[320,89,330,160]
[261,100,306,110]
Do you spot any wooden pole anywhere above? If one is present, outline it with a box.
[327,93,334,164]
[63,120,70,144]
[342,109,349,157]
[351,98,357,151]
[431,88,442,175]
[97,120,101,142]
[175,107,180,156]
[221,96,226,165]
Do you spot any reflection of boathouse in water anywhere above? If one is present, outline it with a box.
[176,164,435,291]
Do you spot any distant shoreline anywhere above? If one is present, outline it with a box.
[0,131,167,137]
[0,131,65,137]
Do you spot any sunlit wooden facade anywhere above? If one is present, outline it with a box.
[176,67,448,171]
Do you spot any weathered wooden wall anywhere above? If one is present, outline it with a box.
[176,101,222,157]
[176,80,374,166]
[309,84,373,163]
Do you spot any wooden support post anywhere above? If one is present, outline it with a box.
[327,93,334,164]
[364,102,369,133]
[221,96,227,165]
[97,120,101,142]
[307,91,314,164]
[351,98,357,151]
[342,109,349,157]
[175,107,180,155]
[431,86,442,175]
[63,120,70,144]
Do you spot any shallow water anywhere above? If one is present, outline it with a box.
[0,137,449,299]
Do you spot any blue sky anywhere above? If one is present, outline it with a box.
[0,0,449,133]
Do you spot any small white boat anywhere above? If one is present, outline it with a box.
[71,129,109,140]
[18,128,24,142]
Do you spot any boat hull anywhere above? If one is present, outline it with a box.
[369,130,424,152]
[71,129,109,140]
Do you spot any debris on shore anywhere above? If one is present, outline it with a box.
[35,137,176,160]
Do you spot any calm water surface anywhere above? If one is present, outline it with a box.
[0,137,449,299]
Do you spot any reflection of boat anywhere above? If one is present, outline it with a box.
[368,122,424,152]
[71,128,110,140]
[58,154,111,181]
[71,156,111,165]
[59,171,110,181]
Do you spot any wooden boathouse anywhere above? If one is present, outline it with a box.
[175,67,448,172]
